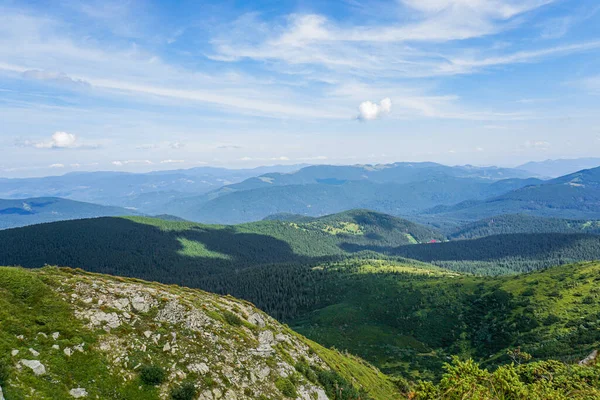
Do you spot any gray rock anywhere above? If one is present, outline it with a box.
[248,313,266,328]
[29,348,40,357]
[69,388,88,398]
[579,349,599,366]
[0,385,4,400]
[20,359,46,375]
[11,349,19,356]
[131,295,150,313]
[187,363,210,374]
[52,332,60,340]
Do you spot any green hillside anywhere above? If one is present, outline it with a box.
[449,214,600,239]
[0,266,400,399]
[0,210,442,281]
[191,258,600,378]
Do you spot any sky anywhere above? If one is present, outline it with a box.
[1,0,600,177]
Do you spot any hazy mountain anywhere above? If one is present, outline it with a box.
[423,166,600,221]
[164,175,542,224]
[0,197,138,229]
[517,157,600,178]
[0,165,308,212]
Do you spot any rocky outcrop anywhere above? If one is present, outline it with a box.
[579,350,598,366]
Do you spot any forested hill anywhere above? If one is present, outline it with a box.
[0,210,441,283]
[345,232,600,274]
[449,214,600,239]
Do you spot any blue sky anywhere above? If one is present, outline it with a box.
[1,0,600,177]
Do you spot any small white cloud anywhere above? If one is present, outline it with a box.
[112,160,153,166]
[160,159,185,164]
[523,140,551,150]
[271,156,290,161]
[70,163,81,167]
[240,157,253,161]
[475,147,484,152]
[35,131,78,149]
[169,141,185,149]
[49,163,65,168]
[357,98,392,121]
[136,144,158,150]
[297,156,328,161]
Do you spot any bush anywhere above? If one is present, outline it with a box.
[223,310,242,326]
[0,356,9,385]
[170,382,197,400]
[275,377,297,398]
[140,365,166,386]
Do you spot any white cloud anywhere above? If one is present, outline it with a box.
[169,141,185,149]
[357,98,392,121]
[49,163,65,168]
[34,131,78,149]
[523,140,551,150]
[112,160,153,166]
[160,159,185,164]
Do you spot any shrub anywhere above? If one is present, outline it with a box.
[223,310,242,326]
[275,377,297,398]
[140,365,166,386]
[170,382,197,400]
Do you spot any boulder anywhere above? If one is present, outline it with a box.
[69,388,88,398]
[20,359,46,375]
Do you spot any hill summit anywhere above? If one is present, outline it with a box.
[0,266,398,399]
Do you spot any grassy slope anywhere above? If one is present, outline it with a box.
[290,261,600,380]
[0,266,400,400]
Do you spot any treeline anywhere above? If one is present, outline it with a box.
[449,214,600,240]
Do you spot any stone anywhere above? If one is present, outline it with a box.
[52,332,60,340]
[52,344,60,350]
[11,349,19,356]
[29,348,40,357]
[131,296,150,313]
[37,332,48,339]
[163,343,171,352]
[256,366,270,380]
[20,359,46,375]
[143,330,152,338]
[248,313,266,328]
[187,363,210,374]
[74,343,85,353]
[69,388,88,398]
[64,347,73,357]
[0,385,4,400]
[89,311,121,329]
[579,350,599,366]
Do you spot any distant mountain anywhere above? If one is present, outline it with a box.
[0,197,137,229]
[424,166,600,221]
[449,214,600,239]
[214,162,536,194]
[0,165,307,212]
[165,176,542,224]
[517,157,600,178]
